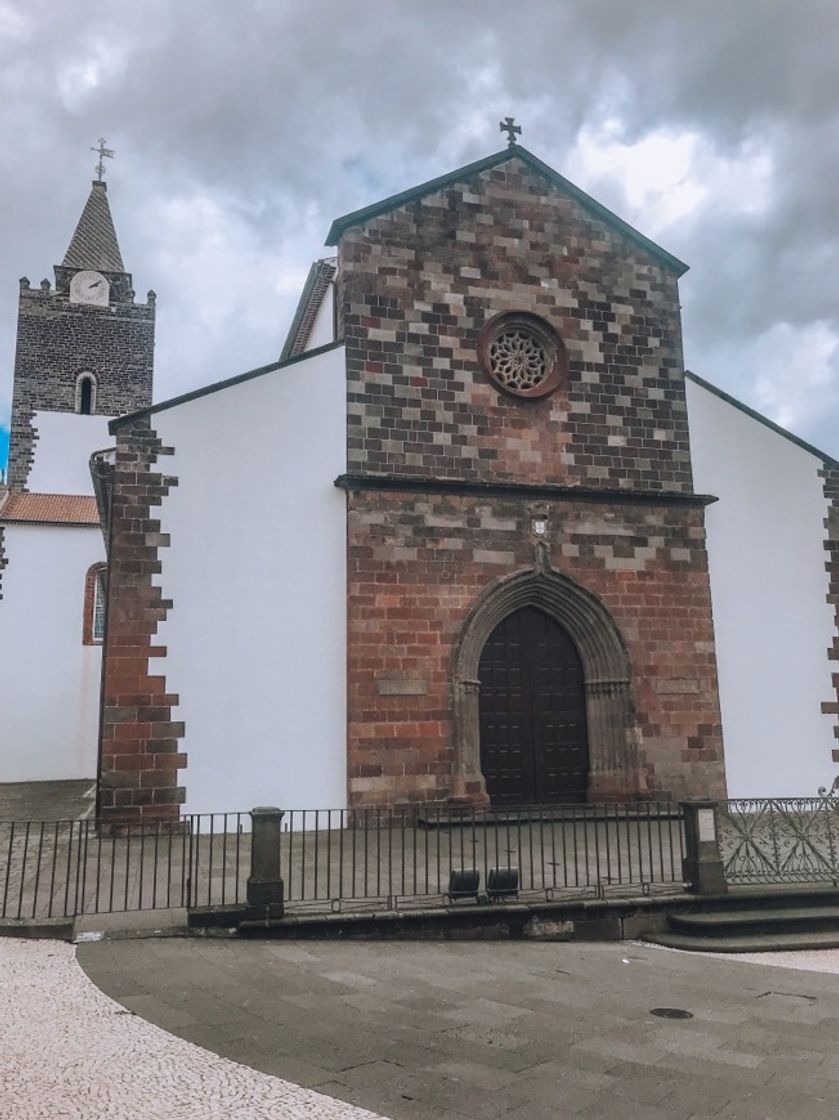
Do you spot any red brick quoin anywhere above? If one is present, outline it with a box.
[98,416,185,827]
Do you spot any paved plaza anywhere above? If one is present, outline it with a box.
[6,931,839,1118]
[72,937,839,1119]
[0,779,95,822]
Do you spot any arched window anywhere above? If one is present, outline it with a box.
[75,372,97,415]
[83,564,107,645]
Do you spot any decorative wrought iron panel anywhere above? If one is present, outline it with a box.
[718,798,839,885]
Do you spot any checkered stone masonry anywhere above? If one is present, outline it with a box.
[340,160,693,490]
[339,155,726,807]
[98,417,184,827]
[7,279,154,489]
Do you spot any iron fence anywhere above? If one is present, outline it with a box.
[0,802,687,922]
[718,797,839,885]
[279,803,686,912]
[0,813,247,921]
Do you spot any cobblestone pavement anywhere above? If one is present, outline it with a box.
[75,936,839,1120]
[1,938,388,1119]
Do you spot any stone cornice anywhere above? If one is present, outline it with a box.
[334,473,718,508]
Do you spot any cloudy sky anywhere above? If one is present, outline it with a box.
[2,0,838,466]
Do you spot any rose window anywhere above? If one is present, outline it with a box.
[478,312,565,399]
[489,330,548,392]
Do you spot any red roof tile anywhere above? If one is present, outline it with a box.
[0,492,101,526]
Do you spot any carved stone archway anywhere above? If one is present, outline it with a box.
[451,569,642,804]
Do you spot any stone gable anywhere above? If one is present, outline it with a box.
[340,157,692,492]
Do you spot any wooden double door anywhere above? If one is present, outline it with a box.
[478,606,590,805]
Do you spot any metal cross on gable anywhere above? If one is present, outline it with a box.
[499,117,522,147]
[90,137,115,180]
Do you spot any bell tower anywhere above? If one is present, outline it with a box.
[6,172,155,489]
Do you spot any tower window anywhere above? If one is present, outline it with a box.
[83,564,107,645]
[75,372,97,415]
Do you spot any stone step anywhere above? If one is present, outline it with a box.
[644,928,839,953]
[418,803,681,827]
[670,905,839,934]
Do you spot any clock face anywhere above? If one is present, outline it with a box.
[69,270,109,307]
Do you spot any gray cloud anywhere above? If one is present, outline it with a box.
[2,0,838,457]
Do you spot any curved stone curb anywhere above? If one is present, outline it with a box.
[0,938,391,1119]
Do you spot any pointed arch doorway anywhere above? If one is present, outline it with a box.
[478,606,589,805]
[452,570,638,806]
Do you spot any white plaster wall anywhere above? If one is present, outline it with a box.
[27,411,112,495]
[306,284,335,351]
[0,524,103,781]
[687,379,836,798]
[153,346,347,813]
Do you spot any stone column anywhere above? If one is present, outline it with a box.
[246,806,285,920]
[450,678,490,806]
[681,799,727,895]
[584,679,640,801]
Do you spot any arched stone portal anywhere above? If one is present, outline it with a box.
[452,569,641,805]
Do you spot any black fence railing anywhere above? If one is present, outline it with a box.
[718,797,839,885]
[0,802,686,921]
[0,813,248,921]
[12,797,839,920]
[280,803,686,911]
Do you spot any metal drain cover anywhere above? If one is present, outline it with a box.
[650,1007,694,1019]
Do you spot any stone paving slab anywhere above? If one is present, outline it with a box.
[0,778,95,821]
[77,937,839,1119]
[1,938,389,1119]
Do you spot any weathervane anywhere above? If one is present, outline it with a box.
[90,137,115,180]
[499,117,522,147]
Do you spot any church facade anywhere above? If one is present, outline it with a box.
[4,142,836,821]
[89,142,839,825]
[0,178,154,783]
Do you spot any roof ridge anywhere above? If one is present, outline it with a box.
[685,370,839,468]
[110,340,344,430]
[325,144,688,276]
[280,258,337,360]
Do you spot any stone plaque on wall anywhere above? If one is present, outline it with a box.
[376,679,428,696]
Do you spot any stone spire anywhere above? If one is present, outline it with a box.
[62,181,125,273]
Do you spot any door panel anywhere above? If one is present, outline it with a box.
[478,607,589,805]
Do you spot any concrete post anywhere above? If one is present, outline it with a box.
[680,799,727,895]
[246,806,285,920]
